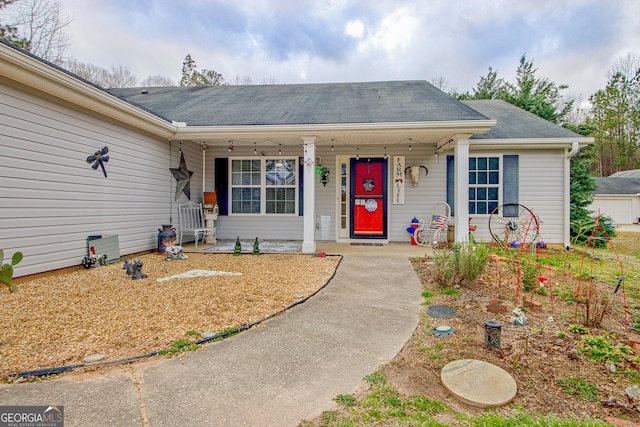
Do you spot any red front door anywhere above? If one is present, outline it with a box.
[351,158,387,238]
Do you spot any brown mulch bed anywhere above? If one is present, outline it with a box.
[0,253,340,378]
[383,250,640,423]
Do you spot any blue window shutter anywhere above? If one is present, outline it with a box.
[214,158,228,215]
[446,155,455,216]
[503,155,519,205]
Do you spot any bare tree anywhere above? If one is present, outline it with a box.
[562,93,591,126]
[141,74,176,87]
[259,76,283,85]
[608,52,640,81]
[104,64,137,88]
[228,74,253,85]
[3,0,72,64]
[430,76,449,91]
[63,58,138,88]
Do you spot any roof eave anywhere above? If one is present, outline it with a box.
[0,43,175,139]
[470,137,594,150]
[172,119,497,141]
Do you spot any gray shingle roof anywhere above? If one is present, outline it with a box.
[462,99,583,139]
[610,169,640,178]
[107,81,489,126]
[595,177,640,194]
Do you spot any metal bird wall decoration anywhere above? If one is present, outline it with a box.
[87,146,109,177]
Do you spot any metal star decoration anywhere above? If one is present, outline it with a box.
[170,151,193,200]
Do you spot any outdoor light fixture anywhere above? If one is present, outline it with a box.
[320,167,330,186]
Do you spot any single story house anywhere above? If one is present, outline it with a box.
[591,170,640,225]
[0,39,593,277]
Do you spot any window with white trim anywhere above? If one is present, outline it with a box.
[468,156,499,215]
[230,158,297,214]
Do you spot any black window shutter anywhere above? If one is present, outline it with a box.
[214,158,228,215]
[298,157,304,216]
[446,155,455,216]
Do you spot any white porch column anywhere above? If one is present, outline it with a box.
[454,138,470,243]
[302,136,317,253]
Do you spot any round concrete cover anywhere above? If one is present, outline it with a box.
[441,359,517,407]
[427,305,457,318]
[83,353,104,363]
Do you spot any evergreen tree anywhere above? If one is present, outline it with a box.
[457,67,506,100]
[564,123,615,245]
[502,54,573,124]
[0,0,29,50]
[180,54,225,87]
[463,55,604,244]
[588,67,640,176]
[180,54,197,86]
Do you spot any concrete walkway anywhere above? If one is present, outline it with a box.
[0,255,423,427]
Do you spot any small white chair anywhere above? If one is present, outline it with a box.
[413,202,451,247]
[178,202,211,248]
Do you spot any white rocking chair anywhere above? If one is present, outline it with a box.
[413,202,451,247]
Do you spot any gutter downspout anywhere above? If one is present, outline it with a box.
[564,142,580,248]
[201,143,206,194]
[565,141,579,159]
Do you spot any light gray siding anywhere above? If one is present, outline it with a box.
[210,144,304,241]
[0,81,203,277]
[468,149,565,244]
[208,144,566,245]
[210,143,449,244]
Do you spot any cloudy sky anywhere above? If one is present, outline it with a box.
[50,0,639,100]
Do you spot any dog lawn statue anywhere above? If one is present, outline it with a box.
[131,260,148,280]
[123,258,135,276]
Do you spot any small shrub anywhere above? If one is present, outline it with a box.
[364,370,386,386]
[557,376,600,401]
[578,281,613,327]
[440,288,460,297]
[569,324,588,334]
[335,394,357,407]
[520,259,541,292]
[431,243,489,287]
[158,339,199,356]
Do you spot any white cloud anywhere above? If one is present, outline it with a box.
[344,19,365,39]
[358,6,419,55]
[50,0,640,99]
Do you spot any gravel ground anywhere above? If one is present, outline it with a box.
[0,253,340,377]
